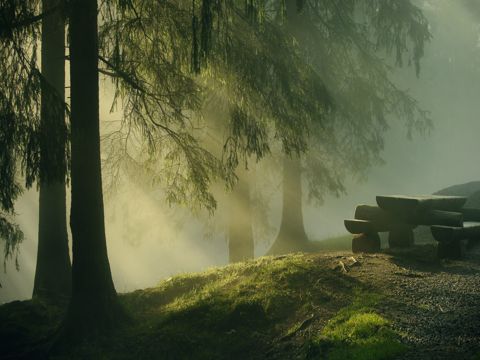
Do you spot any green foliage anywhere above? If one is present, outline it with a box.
[0,213,23,288]
[194,0,432,207]
[0,0,43,266]
[98,0,433,216]
[0,0,40,39]
[305,290,406,360]
[99,0,334,212]
[99,1,230,212]
[0,1,40,195]
[0,214,23,269]
[294,0,432,204]
[1,0,69,190]
[199,0,332,161]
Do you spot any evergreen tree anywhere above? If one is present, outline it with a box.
[33,0,71,300]
[0,0,42,278]
[60,0,124,340]
[267,0,432,254]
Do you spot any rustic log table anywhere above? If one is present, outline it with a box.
[344,195,480,259]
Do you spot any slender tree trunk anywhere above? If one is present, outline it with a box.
[228,167,254,263]
[267,0,311,255]
[61,0,123,340]
[267,155,309,255]
[33,0,71,300]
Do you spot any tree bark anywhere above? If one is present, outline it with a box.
[267,156,310,255]
[33,0,71,300]
[61,0,123,340]
[228,167,254,263]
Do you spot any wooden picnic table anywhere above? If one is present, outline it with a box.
[344,195,480,259]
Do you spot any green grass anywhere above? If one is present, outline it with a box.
[115,254,355,359]
[304,290,406,360]
[0,297,66,356]
[0,253,385,359]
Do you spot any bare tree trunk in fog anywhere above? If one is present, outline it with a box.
[267,155,309,255]
[33,0,71,300]
[266,0,310,255]
[228,167,254,262]
[58,0,124,342]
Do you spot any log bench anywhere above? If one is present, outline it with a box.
[431,221,480,259]
[344,195,480,259]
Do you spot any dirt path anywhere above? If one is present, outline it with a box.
[346,246,480,360]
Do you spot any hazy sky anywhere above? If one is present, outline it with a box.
[2,0,480,303]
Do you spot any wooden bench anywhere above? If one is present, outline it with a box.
[344,195,480,259]
[431,220,480,259]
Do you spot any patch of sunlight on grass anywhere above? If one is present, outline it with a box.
[305,290,406,360]
[116,254,334,359]
[161,254,316,317]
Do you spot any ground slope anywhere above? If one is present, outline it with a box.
[0,247,479,359]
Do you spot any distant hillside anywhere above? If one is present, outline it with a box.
[434,181,480,199]
[466,191,480,208]
[434,180,480,208]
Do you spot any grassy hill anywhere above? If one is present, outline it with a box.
[1,244,479,359]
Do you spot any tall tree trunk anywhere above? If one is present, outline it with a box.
[267,0,311,255]
[32,0,71,300]
[228,167,254,263]
[61,0,123,340]
[267,155,309,255]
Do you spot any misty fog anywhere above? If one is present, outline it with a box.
[2,0,480,304]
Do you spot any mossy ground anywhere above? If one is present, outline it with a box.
[0,246,408,360]
[105,254,365,359]
[304,290,405,360]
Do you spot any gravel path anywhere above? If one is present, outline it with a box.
[349,246,480,360]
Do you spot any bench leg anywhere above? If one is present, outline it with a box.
[437,240,462,260]
[467,237,480,250]
[388,226,414,248]
[352,232,381,253]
